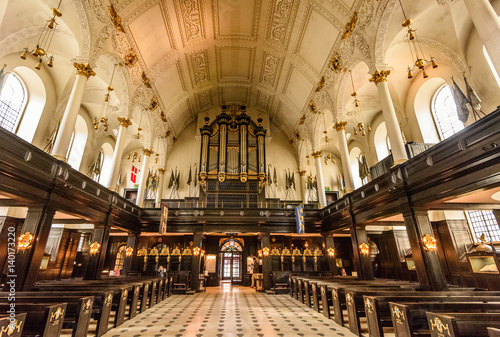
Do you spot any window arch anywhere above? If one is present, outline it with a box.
[220,239,243,252]
[432,84,464,140]
[483,46,500,89]
[67,115,88,170]
[373,122,390,161]
[98,142,114,186]
[0,73,27,133]
[349,146,363,189]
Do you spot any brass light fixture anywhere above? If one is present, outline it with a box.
[398,0,438,79]
[421,234,437,251]
[90,242,101,254]
[348,70,371,136]
[324,154,335,166]
[94,64,120,131]
[262,247,270,257]
[359,243,370,255]
[193,247,201,256]
[20,0,63,70]
[125,247,134,256]
[18,232,34,250]
[327,247,336,257]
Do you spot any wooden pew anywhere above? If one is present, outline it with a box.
[0,294,94,337]
[389,301,500,337]
[0,313,26,337]
[363,293,500,337]
[426,312,500,337]
[488,328,500,337]
[28,288,114,337]
[0,303,66,337]
[346,290,500,336]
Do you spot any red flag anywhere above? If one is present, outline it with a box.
[131,166,138,183]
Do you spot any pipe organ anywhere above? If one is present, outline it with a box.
[198,104,267,207]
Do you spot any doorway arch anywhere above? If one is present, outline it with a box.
[219,239,243,284]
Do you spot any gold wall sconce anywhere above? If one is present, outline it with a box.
[327,247,336,257]
[125,247,134,256]
[193,247,201,256]
[359,243,370,255]
[421,234,437,251]
[262,247,270,257]
[90,242,101,254]
[18,232,34,250]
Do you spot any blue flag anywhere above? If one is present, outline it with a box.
[296,205,305,234]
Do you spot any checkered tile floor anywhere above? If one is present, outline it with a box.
[103,283,356,337]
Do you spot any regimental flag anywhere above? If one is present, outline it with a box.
[463,75,482,111]
[451,78,470,123]
[291,171,295,190]
[160,203,168,235]
[194,166,198,187]
[168,169,174,188]
[187,166,192,185]
[131,166,138,183]
[267,166,272,185]
[295,205,305,234]
[175,169,180,190]
[273,167,277,186]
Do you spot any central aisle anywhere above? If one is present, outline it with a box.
[103,283,356,337]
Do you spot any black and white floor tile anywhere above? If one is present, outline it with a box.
[102,283,356,337]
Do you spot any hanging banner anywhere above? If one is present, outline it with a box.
[160,203,168,235]
[296,205,305,234]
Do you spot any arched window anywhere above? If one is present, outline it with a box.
[114,245,127,271]
[0,73,27,133]
[483,46,500,89]
[67,115,88,170]
[349,147,363,189]
[431,85,464,140]
[98,142,114,186]
[373,122,390,161]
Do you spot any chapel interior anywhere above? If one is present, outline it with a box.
[1,0,500,336]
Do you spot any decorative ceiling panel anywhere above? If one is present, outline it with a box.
[173,0,207,47]
[196,88,215,112]
[216,46,256,82]
[294,4,340,73]
[154,62,185,109]
[275,102,297,134]
[264,0,299,49]
[213,0,261,40]
[282,66,313,111]
[259,50,284,89]
[218,85,251,105]
[255,89,273,112]
[186,49,211,88]
[168,98,194,133]
[128,3,174,69]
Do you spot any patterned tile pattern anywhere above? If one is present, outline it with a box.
[102,283,356,337]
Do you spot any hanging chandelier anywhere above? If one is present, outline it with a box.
[398,0,438,79]
[348,70,370,136]
[20,0,63,70]
[94,64,120,131]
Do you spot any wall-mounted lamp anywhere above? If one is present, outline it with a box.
[359,243,370,255]
[125,247,134,257]
[90,242,101,254]
[193,247,201,256]
[421,234,437,251]
[258,249,262,258]
[18,232,34,250]
[263,247,270,257]
[327,247,336,257]
[201,249,205,257]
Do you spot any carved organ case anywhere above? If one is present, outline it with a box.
[199,104,267,207]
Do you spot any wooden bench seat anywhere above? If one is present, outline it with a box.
[0,294,94,337]
[362,293,500,337]
[0,303,67,337]
[389,301,500,337]
[0,313,26,337]
[426,312,500,337]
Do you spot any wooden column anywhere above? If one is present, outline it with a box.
[322,234,338,275]
[84,224,111,280]
[122,232,138,276]
[191,233,203,291]
[5,206,56,291]
[403,209,448,290]
[261,233,271,290]
[350,226,374,280]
